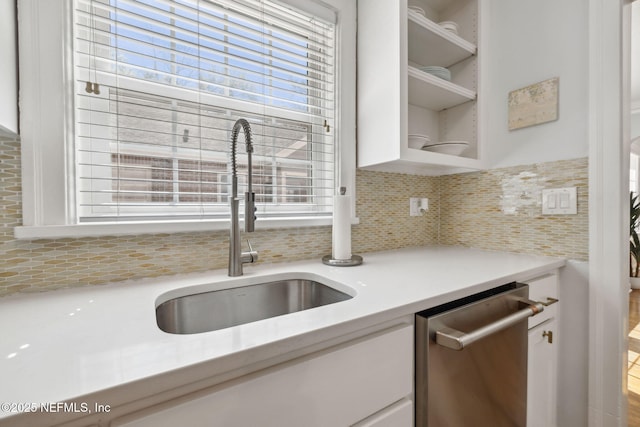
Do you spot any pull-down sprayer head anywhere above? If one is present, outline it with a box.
[230,118,256,232]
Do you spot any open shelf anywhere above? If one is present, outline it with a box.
[407,66,476,110]
[357,0,483,176]
[407,10,476,67]
[359,148,483,176]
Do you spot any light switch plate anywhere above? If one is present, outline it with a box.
[542,187,577,215]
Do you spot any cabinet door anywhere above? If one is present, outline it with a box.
[527,319,557,427]
[111,325,413,427]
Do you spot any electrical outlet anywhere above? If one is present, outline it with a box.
[410,198,428,216]
[420,198,428,213]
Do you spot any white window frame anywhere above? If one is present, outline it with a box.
[632,137,640,195]
[15,0,356,239]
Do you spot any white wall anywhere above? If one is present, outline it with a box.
[632,112,640,141]
[0,0,18,136]
[486,0,589,168]
[484,2,591,424]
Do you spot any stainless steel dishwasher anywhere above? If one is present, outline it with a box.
[415,283,544,427]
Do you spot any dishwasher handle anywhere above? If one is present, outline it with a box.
[435,299,545,351]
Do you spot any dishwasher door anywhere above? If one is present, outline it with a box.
[415,283,540,427]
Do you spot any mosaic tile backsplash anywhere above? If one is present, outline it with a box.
[439,158,589,260]
[0,136,588,296]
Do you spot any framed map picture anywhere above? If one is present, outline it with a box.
[508,77,559,131]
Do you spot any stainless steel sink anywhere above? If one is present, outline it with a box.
[156,279,353,334]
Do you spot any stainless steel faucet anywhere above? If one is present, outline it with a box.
[228,118,258,277]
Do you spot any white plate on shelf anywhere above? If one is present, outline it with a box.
[421,141,469,155]
[418,66,451,81]
[438,21,459,35]
[408,5,426,17]
[408,134,430,149]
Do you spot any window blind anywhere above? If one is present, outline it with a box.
[73,0,336,221]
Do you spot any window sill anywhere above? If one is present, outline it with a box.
[13,216,361,240]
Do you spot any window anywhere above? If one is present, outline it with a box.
[631,152,639,196]
[75,0,335,221]
[16,0,355,238]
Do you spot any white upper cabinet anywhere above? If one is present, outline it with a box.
[357,0,486,175]
[0,0,18,137]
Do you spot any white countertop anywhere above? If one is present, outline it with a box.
[0,246,564,424]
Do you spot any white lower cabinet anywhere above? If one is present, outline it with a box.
[527,319,558,427]
[111,324,414,427]
[527,275,559,427]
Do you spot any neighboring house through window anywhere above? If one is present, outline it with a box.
[76,0,335,221]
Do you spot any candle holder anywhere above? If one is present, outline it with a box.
[322,254,363,267]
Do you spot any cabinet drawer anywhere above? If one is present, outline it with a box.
[111,325,413,427]
[528,275,558,329]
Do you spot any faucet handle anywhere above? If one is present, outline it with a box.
[240,239,258,264]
